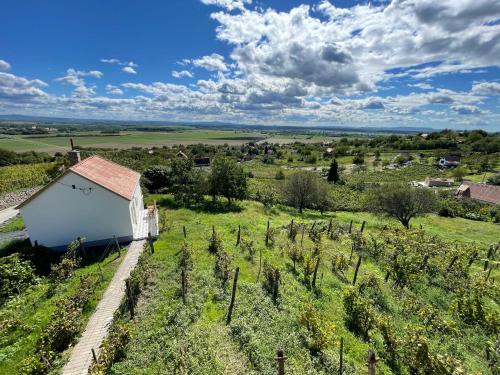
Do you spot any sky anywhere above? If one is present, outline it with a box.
[1,0,499,130]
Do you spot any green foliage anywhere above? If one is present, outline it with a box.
[142,165,170,193]
[487,173,500,186]
[275,169,285,180]
[207,227,223,254]
[299,301,334,354]
[282,171,328,213]
[343,287,376,340]
[240,238,256,262]
[255,186,279,208]
[367,183,438,228]
[214,249,232,289]
[0,254,38,304]
[0,162,58,194]
[261,262,280,303]
[208,154,247,204]
[327,159,340,183]
[89,319,131,375]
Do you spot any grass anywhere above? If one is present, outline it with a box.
[0,216,25,233]
[110,197,497,374]
[0,245,126,374]
[0,130,267,152]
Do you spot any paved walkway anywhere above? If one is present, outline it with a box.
[61,240,146,375]
[0,207,18,226]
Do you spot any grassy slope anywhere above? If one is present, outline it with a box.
[0,215,25,233]
[0,248,125,374]
[111,197,497,374]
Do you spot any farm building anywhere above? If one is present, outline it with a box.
[438,156,460,168]
[425,177,454,187]
[17,152,158,249]
[194,157,210,167]
[456,181,500,205]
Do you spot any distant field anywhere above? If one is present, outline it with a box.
[0,130,269,153]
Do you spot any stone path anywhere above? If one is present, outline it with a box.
[61,240,146,375]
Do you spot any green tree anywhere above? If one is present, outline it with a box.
[208,155,247,204]
[283,171,328,213]
[170,158,205,205]
[142,165,170,193]
[327,159,340,183]
[366,183,437,228]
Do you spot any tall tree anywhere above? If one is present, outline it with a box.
[327,159,340,183]
[366,183,437,228]
[283,171,328,213]
[170,158,205,205]
[208,155,247,204]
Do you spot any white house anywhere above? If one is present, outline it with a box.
[18,153,158,250]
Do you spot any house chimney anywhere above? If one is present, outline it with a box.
[67,138,81,166]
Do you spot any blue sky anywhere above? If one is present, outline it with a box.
[1,0,499,130]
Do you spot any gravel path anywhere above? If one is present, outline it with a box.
[0,207,19,226]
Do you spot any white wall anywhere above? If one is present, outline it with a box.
[20,172,134,248]
[129,181,144,237]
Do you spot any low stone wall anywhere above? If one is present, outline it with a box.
[0,187,41,210]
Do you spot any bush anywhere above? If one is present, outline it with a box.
[300,301,334,354]
[343,288,376,340]
[275,169,285,180]
[0,254,38,304]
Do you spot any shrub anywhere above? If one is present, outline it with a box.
[0,253,38,304]
[240,238,256,262]
[300,301,334,354]
[343,288,376,340]
[214,249,232,289]
[207,227,223,254]
[261,262,280,303]
[89,319,131,375]
[275,170,285,180]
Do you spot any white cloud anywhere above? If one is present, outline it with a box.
[200,0,251,11]
[0,60,10,71]
[408,83,433,90]
[471,81,500,95]
[106,84,124,95]
[451,105,483,115]
[122,66,137,74]
[190,54,228,72]
[0,72,49,102]
[172,70,194,78]
[55,69,102,97]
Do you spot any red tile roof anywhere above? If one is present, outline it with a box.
[70,155,140,200]
[457,181,500,205]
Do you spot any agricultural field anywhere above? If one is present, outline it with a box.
[109,197,498,374]
[0,130,269,153]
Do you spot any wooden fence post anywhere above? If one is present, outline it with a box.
[467,251,477,267]
[236,225,241,246]
[272,269,280,303]
[339,337,344,375]
[352,256,362,286]
[125,279,135,318]
[312,257,320,288]
[446,255,459,273]
[348,220,353,234]
[360,221,366,233]
[257,247,262,282]
[181,268,187,305]
[183,225,187,239]
[148,232,154,254]
[289,220,294,240]
[276,350,286,375]
[384,271,390,283]
[328,219,333,235]
[300,226,305,248]
[227,267,240,324]
[266,220,270,246]
[368,350,376,375]
[91,348,98,363]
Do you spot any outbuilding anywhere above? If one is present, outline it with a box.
[17,152,158,250]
